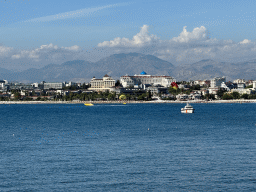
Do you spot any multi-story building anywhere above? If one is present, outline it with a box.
[253,81,256,89]
[120,71,176,88]
[210,77,226,88]
[0,80,8,91]
[88,74,115,92]
[64,81,77,87]
[9,83,34,90]
[233,79,245,84]
[43,82,64,89]
[0,80,5,90]
[237,83,245,89]
[221,82,237,91]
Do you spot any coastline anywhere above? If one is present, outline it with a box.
[1,99,256,104]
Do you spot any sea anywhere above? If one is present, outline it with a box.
[1,103,256,191]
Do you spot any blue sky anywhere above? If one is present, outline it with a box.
[1,0,256,70]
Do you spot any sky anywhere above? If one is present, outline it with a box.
[1,0,256,70]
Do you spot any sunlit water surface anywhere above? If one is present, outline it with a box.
[1,103,256,191]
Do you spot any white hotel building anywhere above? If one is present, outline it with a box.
[120,71,176,88]
[89,74,115,92]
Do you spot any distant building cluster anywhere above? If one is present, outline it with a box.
[0,71,256,101]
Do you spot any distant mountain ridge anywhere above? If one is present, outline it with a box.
[0,53,256,83]
[0,67,13,74]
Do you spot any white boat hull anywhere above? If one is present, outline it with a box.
[181,108,194,113]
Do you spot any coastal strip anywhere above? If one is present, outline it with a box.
[1,99,256,104]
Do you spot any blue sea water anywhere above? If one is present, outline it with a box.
[0,103,256,191]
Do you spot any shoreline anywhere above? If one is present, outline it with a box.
[1,99,256,104]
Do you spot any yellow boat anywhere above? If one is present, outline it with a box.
[123,103,126,105]
[84,103,94,106]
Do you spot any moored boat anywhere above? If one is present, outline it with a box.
[181,103,194,113]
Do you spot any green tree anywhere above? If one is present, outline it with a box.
[241,93,249,99]
[168,87,181,95]
[79,83,88,89]
[222,93,233,100]
[232,92,240,99]
[204,94,215,100]
[245,85,253,89]
[126,94,131,100]
[137,93,147,100]
[190,84,200,91]
[249,94,256,99]
[107,93,115,100]
[147,90,152,100]
[23,97,33,101]
[217,88,227,98]
[14,92,21,100]
[115,80,121,87]
[31,90,36,96]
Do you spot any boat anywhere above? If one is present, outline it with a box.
[84,103,94,106]
[181,103,194,113]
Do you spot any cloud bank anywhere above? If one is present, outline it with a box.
[98,25,256,64]
[1,25,256,71]
[11,44,81,61]
[0,44,83,71]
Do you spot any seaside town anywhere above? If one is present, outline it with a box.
[0,71,256,102]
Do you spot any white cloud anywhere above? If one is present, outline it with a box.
[0,45,13,56]
[63,45,81,51]
[1,25,256,71]
[98,25,160,47]
[97,25,256,64]
[239,39,251,44]
[172,26,208,43]
[11,43,81,61]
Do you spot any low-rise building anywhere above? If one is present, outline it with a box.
[145,85,168,95]
[176,94,189,101]
[208,87,219,95]
[9,83,34,90]
[198,89,209,96]
[178,84,190,89]
[231,88,252,95]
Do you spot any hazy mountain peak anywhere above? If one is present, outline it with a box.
[0,53,256,83]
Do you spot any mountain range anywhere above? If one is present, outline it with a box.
[0,53,256,83]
